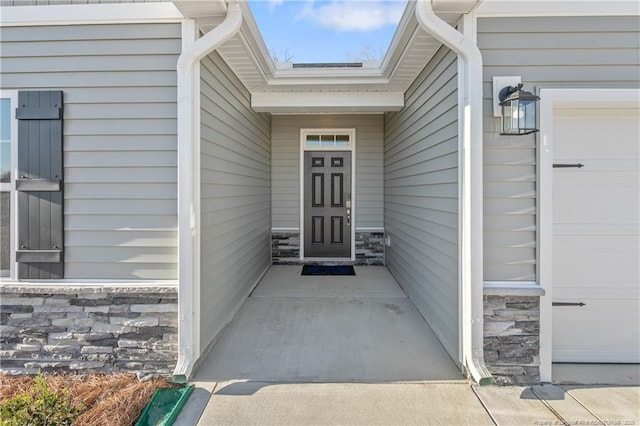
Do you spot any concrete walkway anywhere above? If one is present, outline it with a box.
[192,266,463,383]
[175,266,640,425]
[178,382,639,425]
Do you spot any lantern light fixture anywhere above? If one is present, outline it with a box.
[498,83,540,135]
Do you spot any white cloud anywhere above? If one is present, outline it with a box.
[296,0,406,32]
[267,0,285,13]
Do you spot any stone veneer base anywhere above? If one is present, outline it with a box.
[0,285,178,378]
[272,230,385,266]
[483,295,541,385]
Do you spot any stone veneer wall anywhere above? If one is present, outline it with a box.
[271,231,385,266]
[483,295,541,385]
[0,285,178,378]
[354,231,384,265]
[271,232,301,264]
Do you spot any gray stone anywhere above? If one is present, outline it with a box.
[44,344,80,353]
[84,306,110,313]
[158,315,178,327]
[118,339,145,348]
[70,361,105,369]
[1,305,34,314]
[130,304,177,313]
[44,297,70,306]
[491,308,540,320]
[33,305,83,313]
[111,297,161,305]
[51,318,73,328]
[73,318,96,328]
[1,297,44,306]
[484,320,517,336]
[25,361,72,369]
[78,354,116,366]
[110,316,159,327]
[9,318,51,327]
[91,323,133,334]
[9,313,33,320]
[49,331,75,341]
[80,346,114,355]
[16,343,41,352]
[515,320,539,333]
[76,332,114,342]
[70,298,112,307]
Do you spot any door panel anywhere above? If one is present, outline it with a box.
[304,152,351,257]
[552,107,640,363]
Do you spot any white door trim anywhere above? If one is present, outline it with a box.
[538,87,640,382]
[0,90,18,280]
[299,128,356,261]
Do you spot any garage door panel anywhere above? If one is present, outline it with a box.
[552,105,640,364]
[554,186,639,223]
[553,298,640,363]
[553,253,639,288]
[554,108,639,158]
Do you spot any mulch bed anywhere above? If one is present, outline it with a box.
[0,372,173,426]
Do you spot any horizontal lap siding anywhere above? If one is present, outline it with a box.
[384,47,459,361]
[271,114,383,230]
[0,23,180,279]
[479,16,640,281]
[200,51,271,351]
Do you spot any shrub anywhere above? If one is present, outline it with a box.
[0,374,83,426]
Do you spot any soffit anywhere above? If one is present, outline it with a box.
[174,0,479,94]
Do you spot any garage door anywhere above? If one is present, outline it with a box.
[552,104,640,363]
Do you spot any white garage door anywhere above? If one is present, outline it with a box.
[552,104,640,363]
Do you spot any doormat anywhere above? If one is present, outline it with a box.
[301,265,356,276]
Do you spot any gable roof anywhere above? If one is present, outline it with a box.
[174,0,479,112]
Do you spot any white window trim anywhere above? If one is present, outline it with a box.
[538,87,640,383]
[0,91,18,280]
[0,2,183,27]
[299,128,356,261]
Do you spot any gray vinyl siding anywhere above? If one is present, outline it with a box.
[199,51,271,351]
[271,114,384,229]
[384,47,459,361]
[479,15,640,281]
[0,23,180,279]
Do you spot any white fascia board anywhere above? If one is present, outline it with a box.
[475,0,639,16]
[0,2,183,26]
[252,92,404,113]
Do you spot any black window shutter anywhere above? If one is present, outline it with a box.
[15,91,64,279]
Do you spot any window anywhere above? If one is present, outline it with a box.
[302,130,354,150]
[0,92,17,278]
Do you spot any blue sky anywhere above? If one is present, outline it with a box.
[247,0,408,64]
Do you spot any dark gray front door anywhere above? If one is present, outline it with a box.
[304,151,351,258]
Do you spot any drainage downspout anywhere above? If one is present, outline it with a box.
[173,1,242,383]
[416,0,492,385]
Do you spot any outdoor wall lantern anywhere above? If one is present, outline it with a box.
[498,83,540,135]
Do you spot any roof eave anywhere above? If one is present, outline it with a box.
[176,0,480,96]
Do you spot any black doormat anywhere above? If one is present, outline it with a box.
[301,265,356,276]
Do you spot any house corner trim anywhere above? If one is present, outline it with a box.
[174,1,243,383]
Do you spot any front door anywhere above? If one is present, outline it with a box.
[304,151,351,258]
